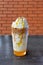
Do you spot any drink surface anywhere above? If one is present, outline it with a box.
[12,17,28,56]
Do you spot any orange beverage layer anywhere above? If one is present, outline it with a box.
[13,50,26,56]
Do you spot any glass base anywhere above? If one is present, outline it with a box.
[13,50,26,56]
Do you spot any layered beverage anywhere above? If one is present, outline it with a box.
[11,17,28,56]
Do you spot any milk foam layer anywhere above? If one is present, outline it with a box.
[12,17,28,29]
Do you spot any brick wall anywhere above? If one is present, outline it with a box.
[0,0,43,35]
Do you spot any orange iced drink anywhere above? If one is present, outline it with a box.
[11,17,28,56]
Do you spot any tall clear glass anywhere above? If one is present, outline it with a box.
[12,27,28,56]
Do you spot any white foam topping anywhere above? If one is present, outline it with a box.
[12,17,28,29]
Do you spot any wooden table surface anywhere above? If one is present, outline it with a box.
[0,35,43,65]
